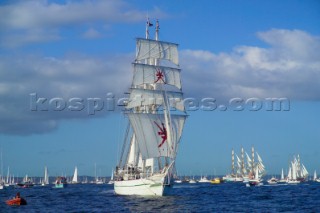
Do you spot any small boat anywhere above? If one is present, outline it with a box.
[95,178,104,184]
[6,197,27,206]
[16,174,34,188]
[210,178,221,184]
[174,179,182,183]
[198,176,210,183]
[248,167,261,186]
[267,177,278,184]
[54,176,67,188]
[16,181,34,188]
[189,178,197,184]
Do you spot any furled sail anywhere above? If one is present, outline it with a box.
[132,63,182,89]
[127,113,186,160]
[136,38,179,65]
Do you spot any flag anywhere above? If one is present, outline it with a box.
[147,20,153,27]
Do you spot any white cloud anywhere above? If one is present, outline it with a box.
[0,0,167,46]
[0,53,132,135]
[181,29,320,101]
[82,28,102,39]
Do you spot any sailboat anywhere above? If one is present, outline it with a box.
[72,166,78,184]
[41,166,49,186]
[107,169,114,184]
[248,166,261,186]
[278,168,287,183]
[287,161,300,184]
[114,19,187,196]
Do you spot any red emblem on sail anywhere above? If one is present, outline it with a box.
[154,121,167,148]
[154,68,165,83]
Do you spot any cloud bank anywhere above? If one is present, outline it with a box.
[0,0,165,47]
[181,29,320,101]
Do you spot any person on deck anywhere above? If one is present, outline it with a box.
[15,192,27,205]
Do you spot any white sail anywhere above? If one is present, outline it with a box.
[292,162,297,180]
[44,166,49,185]
[72,166,78,183]
[136,38,179,65]
[281,168,284,180]
[127,135,139,166]
[314,170,317,181]
[127,113,186,159]
[255,166,259,180]
[245,152,252,163]
[301,164,308,177]
[132,63,182,89]
[126,88,184,111]
[288,167,292,179]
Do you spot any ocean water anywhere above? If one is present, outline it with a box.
[1,182,320,212]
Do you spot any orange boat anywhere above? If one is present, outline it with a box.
[6,197,27,206]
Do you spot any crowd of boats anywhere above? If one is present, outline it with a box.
[0,166,115,190]
[173,147,320,186]
[220,147,319,186]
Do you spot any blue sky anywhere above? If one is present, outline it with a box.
[0,0,319,177]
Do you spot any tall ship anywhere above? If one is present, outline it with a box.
[114,19,187,196]
[287,154,308,183]
[223,147,265,182]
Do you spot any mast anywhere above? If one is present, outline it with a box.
[155,19,159,41]
[146,17,151,39]
[251,146,255,174]
[231,149,235,176]
[241,147,245,177]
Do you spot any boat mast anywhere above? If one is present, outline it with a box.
[251,146,255,174]
[231,149,235,176]
[155,19,159,67]
[241,147,245,177]
[146,17,151,39]
[155,19,159,41]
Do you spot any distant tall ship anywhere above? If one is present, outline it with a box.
[223,147,265,182]
[287,154,308,184]
[114,19,187,196]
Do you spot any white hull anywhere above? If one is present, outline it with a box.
[114,174,170,196]
[287,180,300,184]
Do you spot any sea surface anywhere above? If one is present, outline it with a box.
[1,182,320,212]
